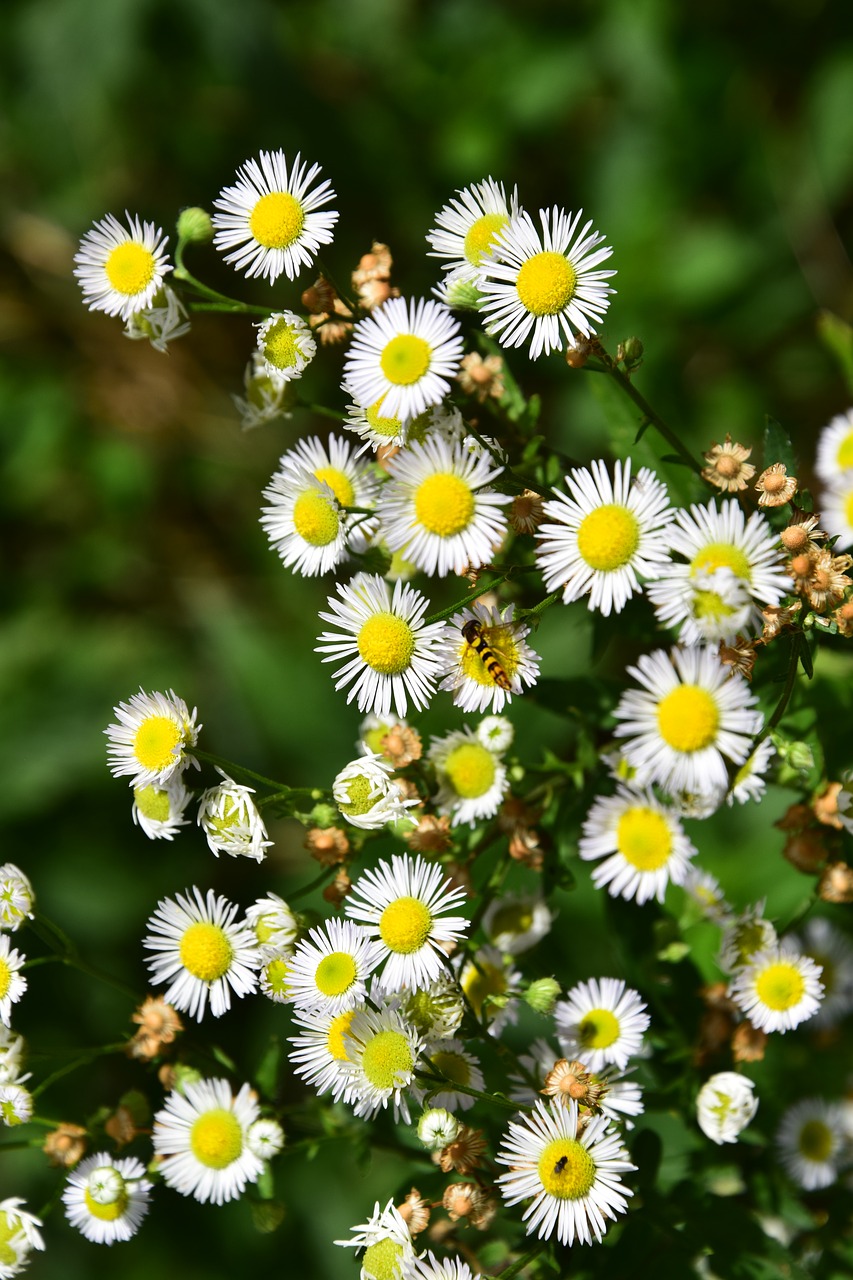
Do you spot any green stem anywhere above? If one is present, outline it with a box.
[415,1067,527,1113]
[754,631,802,747]
[424,575,510,626]
[593,344,703,476]
[173,237,271,315]
[780,891,818,938]
[298,401,346,422]
[314,255,359,317]
[32,1044,127,1100]
[193,749,297,795]
[288,866,338,903]
[26,916,138,1001]
[516,589,562,623]
[187,300,271,315]
[491,1240,549,1279]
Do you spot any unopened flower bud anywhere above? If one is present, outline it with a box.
[417,1108,460,1151]
[523,977,561,1014]
[620,336,644,365]
[176,206,213,243]
[308,802,340,829]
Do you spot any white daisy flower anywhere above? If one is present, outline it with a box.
[358,713,408,757]
[62,1152,151,1244]
[418,1107,461,1150]
[131,775,192,841]
[123,284,189,352]
[197,771,271,862]
[536,459,673,615]
[612,646,762,799]
[507,1039,643,1129]
[822,475,853,550]
[316,574,448,718]
[233,351,294,432]
[400,975,466,1044]
[339,1002,425,1122]
[410,1254,481,1280]
[555,978,650,1072]
[333,752,418,831]
[477,715,514,753]
[288,1005,361,1101]
[508,1037,564,1105]
[815,408,853,485]
[262,433,380,576]
[696,1072,758,1145]
[795,917,853,1029]
[244,893,298,958]
[335,1198,417,1280]
[258,955,293,1004]
[74,213,172,322]
[0,938,26,1029]
[246,1118,285,1161]
[482,892,554,955]
[718,905,777,975]
[579,787,697,906]
[255,310,316,384]
[728,941,824,1033]
[597,1073,645,1130]
[682,865,730,925]
[342,386,416,454]
[376,435,510,578]
[478,207,615,359]
[496,1099,634,1246]
[0,1083,32,1127]
[343,296,464,421]
[344,852,469,993]
[415,1038,484,1112]
[777,1098,848,1190]
[0,866,34,932]
[436,602,540,713]
[286,918,385,1015]
[645,499,789,644]
[105,688,200,790]
[212,150,338,284]
[458,945,521,1037]
[152,1077,263,1204]
[142,886,261,1021]
[0,1199,44,1274]
[0,1028,26,1085]
[427,177,521,283]
[728,737,775,806]
[429,726,509,828]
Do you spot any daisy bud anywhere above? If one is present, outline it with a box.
[43,1122,87,1168]
[417,1108,460,1151]
[523,977,561,1015]
[246,1118,285,1160]
[696,1072,758,1144]
[620,335,644,366]
[0,1083,33,1126]
[177,206,213,243]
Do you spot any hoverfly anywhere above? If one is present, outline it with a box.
[553,1154,569,1175]
[461,619,512,691]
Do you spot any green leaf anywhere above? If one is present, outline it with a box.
[817,309,853,395]
[255,1036,282,1100]
[211,1044,237,1072]
[763,415,798,474]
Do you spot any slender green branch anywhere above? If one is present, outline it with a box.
[187,300,270,315]
[491,1239,550,1279]
[173,238,271,315]
[288,866,338,903]
[424,576,510,626]
[32,1044,127,1100]
[193,749,297,795]
[591,343,703,476]
[754,631,803,747]
[26,916,138,1001]
[516,589,563,624]
[299,400,346,422]
[416,1066,528,1113]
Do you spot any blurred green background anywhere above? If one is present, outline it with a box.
[2,0,853,1276]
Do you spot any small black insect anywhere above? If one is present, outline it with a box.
[461,619,511,691]
[553,1155,569,1175]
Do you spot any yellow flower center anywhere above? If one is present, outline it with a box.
[516,251,577,316]
[314,951,358,997]
[443,742,496,798]
[357,613,416,675]
[0,959,10,1000]
[414,473,476,537]
[656,685,720,752]
[313,466,354,508]
[189,1108,243,1168]
[365,397,403,438]
[538,1137,597,1199]
[265,957,291,998]
[133,715,182,772]
[798,1119,833,1162]
[460,625,518,687]
[836,431,853,469]
[0,1213,18,1266]
[462,960,506,1018]
[327,1009,357,1060]
[430,1049,471,1086]
[690,542,751,581]
[249,192,305,249]
[84,1176,128,1222]
[362,721,394,755]
[489,902,534,937]
[731,921,769,966]
[362,1238,404,1280]
[380,334,432,386]
[846,490,853,526]
[578,1007,620,1049]
[292,490,341,546]
[616,807,672,870]
[692,589,736,621]
[464,212,510,266]
[262,318,301,370]
[104,241,156,297]
[134,785,171,822]
[360,1029,414,1089]
[754,961,805,1011]
[179,922,233,982]
[379,896,433,953]
[576,505,640,571]
[338,774,376,817]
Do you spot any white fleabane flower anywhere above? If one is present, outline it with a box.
[258,955,293,1004]
[123,284,190,352]
[696,1073,758,1145]
[197,771,271,863]
[555,978,650,1072]
[333,752,418,831]
[477,715,514,753]
[458,945,521,1037]
[342,385,417,454]
[288,1005,361,1101]
[132,775,192,841]
[287,918,385,1016]
[142,886,261,1021]
[436,602,540,713]
[427,177,521,282]
[233,352,293,431]
[822,475,853,550]
[74,213,172,322]
[376,436,510,578]
[496,1099,634,1246]
[728,942,824,1034]
[244,893,298,958]
[508,1038,563,1106]
[798,917,853,1028]
[728,737,775,806]
[0,866,34,932]
[418,1107,461,1150]
[105,688,200,790]
[411,1254,482,1280]
[212,150,338,284]
[482,893,554,955]
[682,865,730,924]
[246,1118,285,1160]
[335,1198,417,1280]
[612,646,762,799]
[0,1028,26,1085]
[152,1077,263,1205]
[0,937,26,1029]
[646,499,788,644]
[316,574,448,719]
[0,1083,32,1127]
[536,460,673,615]
[478,207,615,359]
[717,905,777,975]
[255,310,316,384]
[815,408,853,485]
[339,1003,425,1122]
[62,1153,151,1244]
[579,786,697,906]
[343,296,464,422]
[345,853,468,993]
[400,976,466,1044]
[0,1199,44,1275]
[414,1038,484,1113]
[429,726,509,828]
[777,1098,848,1190]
